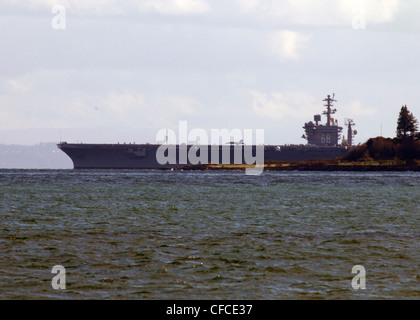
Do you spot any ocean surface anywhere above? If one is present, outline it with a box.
[0,169,418,299]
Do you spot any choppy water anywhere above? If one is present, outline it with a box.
[0,169,419,299]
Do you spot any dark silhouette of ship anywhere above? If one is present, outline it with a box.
[58,94,355,169]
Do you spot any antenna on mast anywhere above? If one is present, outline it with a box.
[322,94,337,126]
[345,118,357,146]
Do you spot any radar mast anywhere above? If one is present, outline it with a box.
[345,118,357,146]
[322,94,337,126]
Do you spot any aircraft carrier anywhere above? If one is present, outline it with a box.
[57,94,356,169]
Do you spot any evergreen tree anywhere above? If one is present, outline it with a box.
[396,105,419,139]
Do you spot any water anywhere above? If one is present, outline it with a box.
[0,170,419,299]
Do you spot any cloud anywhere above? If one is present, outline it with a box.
[251,91,377,121]
[0,70,200,130]
[101,92,199,128]
[157,95,197,115]
[8,79,31,92]
[345,100,377,116]
[102,92,148,127]
[268,30,311,60]
[339,0,400,24]
[136,0,210,15]
[232,0,400,26]
[1,0,400,23]
[2,0,210,16]
[251,91,320,120]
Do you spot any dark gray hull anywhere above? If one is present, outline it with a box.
[57,143,350,169]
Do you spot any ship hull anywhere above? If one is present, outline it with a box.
[57,143,350,169]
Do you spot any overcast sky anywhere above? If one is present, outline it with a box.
[0,0,419,145]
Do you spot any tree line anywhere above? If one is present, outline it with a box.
[344,105,420,161]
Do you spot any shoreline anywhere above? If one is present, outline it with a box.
[182,159,420,172]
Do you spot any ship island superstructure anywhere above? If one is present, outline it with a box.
[303,94,343,146]
[57,94,355,169]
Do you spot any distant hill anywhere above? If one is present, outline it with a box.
[0,143,73,169]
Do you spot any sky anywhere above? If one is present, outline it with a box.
[0,0,419,146]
